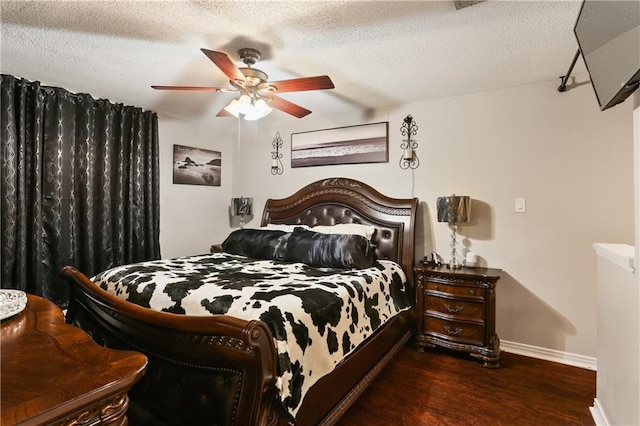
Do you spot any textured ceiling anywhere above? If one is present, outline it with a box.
[0,1,587,126]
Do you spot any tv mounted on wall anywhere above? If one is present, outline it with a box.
[574,0,640,111]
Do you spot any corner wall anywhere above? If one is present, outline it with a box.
[636,94,640,426]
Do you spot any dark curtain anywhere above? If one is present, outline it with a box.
[1,74,161,307]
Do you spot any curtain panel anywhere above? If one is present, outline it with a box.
[1,74,160,307]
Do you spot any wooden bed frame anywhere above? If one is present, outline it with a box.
[61,177,418,426]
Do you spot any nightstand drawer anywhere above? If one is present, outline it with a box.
[425,281,486,300]
[424,315,485,346]
[426,296,485,321]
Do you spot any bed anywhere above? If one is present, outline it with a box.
[60,177,418,426]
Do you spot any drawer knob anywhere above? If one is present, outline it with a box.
[469,289,476,295]
[434,285,438,291]
[443,325,463,335]
[444,304,463,313]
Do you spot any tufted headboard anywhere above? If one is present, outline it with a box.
[262,177,418,290]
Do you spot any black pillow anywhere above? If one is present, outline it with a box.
[284,227,375,269]
[221,229,289,260]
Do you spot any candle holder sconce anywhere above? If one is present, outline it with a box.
[271,132,283,175]
[399,115,419,170]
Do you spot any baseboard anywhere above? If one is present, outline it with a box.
[589,398,610,426]
[501,340,597,371]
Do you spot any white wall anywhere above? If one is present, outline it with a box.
[158,116,236,259]
[225,79,634,358]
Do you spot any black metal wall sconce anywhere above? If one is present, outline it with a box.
[271,132,283,175]
[399,114,419,170]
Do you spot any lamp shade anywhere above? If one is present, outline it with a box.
[437,195,470,223]
[231,197,253,216]
[224,99,242,117]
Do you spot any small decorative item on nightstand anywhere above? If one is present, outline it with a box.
[414,261,502,368]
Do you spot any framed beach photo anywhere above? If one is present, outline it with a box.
[291,122,388,168]
[173,144,221,186]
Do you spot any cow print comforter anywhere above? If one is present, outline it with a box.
[93,252,411,419]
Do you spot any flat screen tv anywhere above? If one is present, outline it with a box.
[574,0,640,111]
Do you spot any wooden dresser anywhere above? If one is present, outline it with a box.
[1,294,147,426]
[414,263,502,368]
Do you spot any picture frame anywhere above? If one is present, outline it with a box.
[173,144,221,186]
[291,122,388,168]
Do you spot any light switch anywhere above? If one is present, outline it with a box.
[515,198,526,213]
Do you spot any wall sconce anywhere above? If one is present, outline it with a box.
[399,114,419,170]
[271,132,283,175]
[231,196,253,228]
[437,194,471,269]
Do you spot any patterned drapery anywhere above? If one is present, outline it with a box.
[1,74,161,307]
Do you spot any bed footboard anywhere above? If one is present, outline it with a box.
[60,266,284,426]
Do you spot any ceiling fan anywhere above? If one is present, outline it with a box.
[151,48,335,120]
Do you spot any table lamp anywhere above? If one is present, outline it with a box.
[437,194,470,269]
[231,196,253,228]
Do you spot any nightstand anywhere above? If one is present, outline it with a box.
[414,262,502,368]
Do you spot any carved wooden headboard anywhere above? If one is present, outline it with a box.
[262,177,418,289]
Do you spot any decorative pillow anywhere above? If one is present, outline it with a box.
[221,229,290,260]
[284,227,375,269]
[311,223,376,241]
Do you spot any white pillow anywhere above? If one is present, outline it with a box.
[311,223,376,241]
[260,223,309,233]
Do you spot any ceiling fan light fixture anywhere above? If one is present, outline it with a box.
[238,94,253,115]
[223,95,272,120]
[243,98,272,121]
[224,98,242,117]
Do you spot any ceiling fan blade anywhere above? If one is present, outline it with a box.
[262,76,335,93]
[201,48,245,82]
[266,95,311,118]
[216,107,234,117]
[217,99,235,117]
[151,85,227,91]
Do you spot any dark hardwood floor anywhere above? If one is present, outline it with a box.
[338,345,596,426]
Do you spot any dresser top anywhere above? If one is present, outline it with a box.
[1,294,147,425]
